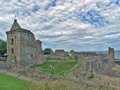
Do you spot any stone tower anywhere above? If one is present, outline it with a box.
[6,19,42,68]
[108,47,115,60]
[108,47,115,66]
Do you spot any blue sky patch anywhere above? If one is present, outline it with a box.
[77,10,109,27]
[115,0,120,6]
[45,0,57,10]
[32,5,40,13]
[107,32,120,35]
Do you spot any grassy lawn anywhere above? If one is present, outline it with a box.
[33,60,78,76]
[0,72,116,90]
[47,56,65,59]
[0,73,117,90]
[0,73,30,90]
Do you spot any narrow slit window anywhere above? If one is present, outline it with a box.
[31,54,33,58]
[11,39,13,45]
[11,48,14,54]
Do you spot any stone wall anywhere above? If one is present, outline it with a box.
[108,47,115,67]
[78,55,109,77]
[55,49,69,57]
[75,47,116,78]
[6,19,43,68]
[0,57,7,61]
[0,61,7,69]
[6,30,20,68]
[108,47,115,60]
[8,66,59,81]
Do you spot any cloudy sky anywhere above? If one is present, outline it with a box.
[0,0,120,51]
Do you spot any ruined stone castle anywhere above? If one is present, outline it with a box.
[0,19,117,78]
[6,19,42,67]
[74,47,115,78]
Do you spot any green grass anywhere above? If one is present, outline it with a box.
[0,73,116,90]
[47,56,65,59]
[33,60,78,76]
[0,73,30,90]
[46,56,65,60]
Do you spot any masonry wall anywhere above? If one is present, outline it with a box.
[6,30,21,68]
[108,47,115,67]
[76,47,115,78]
[0,56,8,69]
[6,28,42,68]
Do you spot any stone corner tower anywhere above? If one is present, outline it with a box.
[108,47,115,60]
[108,47,115,66]
[6,19,42,68]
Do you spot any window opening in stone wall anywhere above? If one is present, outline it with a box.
[11,48,14,54]
[11,39,13,45]
[14,56,16,60]
[31,54,33,58]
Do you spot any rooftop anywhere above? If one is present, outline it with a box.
[10,19,21,31]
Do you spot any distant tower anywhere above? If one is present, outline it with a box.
[108,47,115,60]
[108,47,115,66]
[6,19,42,68]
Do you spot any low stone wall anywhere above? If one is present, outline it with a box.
[0,57,7,61]
[0,61,8,69]
[8,66,59,81]
[76,54,111,78]
[83,59,109,74]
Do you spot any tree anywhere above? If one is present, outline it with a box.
[43,48,53,55]
[0,40,7,56]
